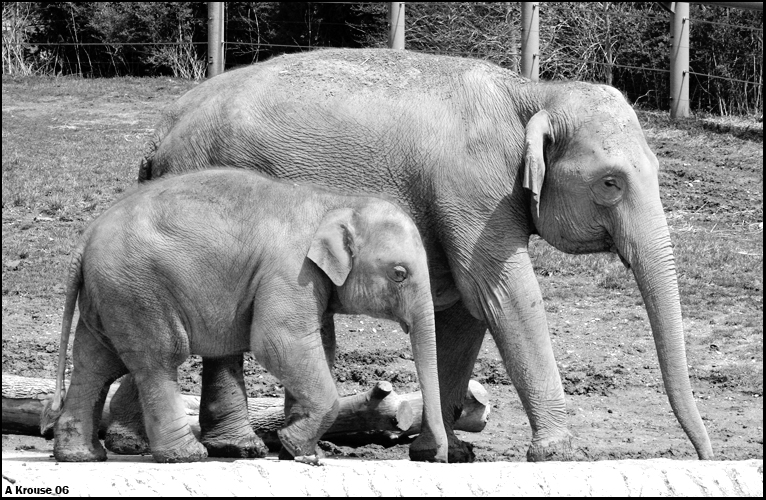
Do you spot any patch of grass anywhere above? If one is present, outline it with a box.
[636,109,763,143]
[673,223,763,325]
[1,76,195,309]
[529,236,625,278]
[42,194,66,215]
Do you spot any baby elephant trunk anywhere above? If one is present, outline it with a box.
[406,296,449,463]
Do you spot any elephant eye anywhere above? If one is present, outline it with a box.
[388,265,408,282]
[592,176,624,207]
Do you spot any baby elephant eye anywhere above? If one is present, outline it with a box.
[388,265,408,282]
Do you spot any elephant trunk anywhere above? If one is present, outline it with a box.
[617,209,713,459]
[407,295,449,462]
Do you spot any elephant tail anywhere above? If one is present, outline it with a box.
[138,113,176,183]
[40,243,85,436]
[137,123,159,183]
[138,152,155,182]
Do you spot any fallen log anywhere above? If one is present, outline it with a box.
[312,380,489,449]
[2,374,489,448]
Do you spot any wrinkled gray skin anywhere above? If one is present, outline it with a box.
[44,168,448,464]
[135,48,713,461]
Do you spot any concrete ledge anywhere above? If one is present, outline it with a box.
[1,451,762,497]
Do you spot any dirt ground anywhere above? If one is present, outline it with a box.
[4,316,762,462]
[1,75,762,463]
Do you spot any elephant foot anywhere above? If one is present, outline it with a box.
[104,421,151,455]
[203,435,269,459]
[54,442,107,462]
[408,433,448,463]
[152,439,208,464]
[526,432,584,462]
[410,433,474,463]
[277,428,316,459]
[53,414,107,462]
[448,435,475,463]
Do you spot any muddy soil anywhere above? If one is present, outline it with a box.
[3,307,762,461]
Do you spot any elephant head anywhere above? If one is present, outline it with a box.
[307,202,449,462]
[522,84,713,459]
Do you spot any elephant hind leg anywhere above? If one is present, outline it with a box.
[117,323,207,463]
[124,363,207,463]
[54,320,128,462]
[104,374,151,455]
[199,354,268,458]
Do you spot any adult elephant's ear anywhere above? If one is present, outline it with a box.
[523,110,553,220]
[308,208,356,286]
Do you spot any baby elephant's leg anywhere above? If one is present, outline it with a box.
[54,320,128,462]
[278,389,298,460]
[117,325,207,463]
[275,313,338,461]
[255,329,340,465]
[199,354,268,458]
[275,313,338,460]
[104,358,269,459]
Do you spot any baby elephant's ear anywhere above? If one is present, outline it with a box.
[308,208,356,286]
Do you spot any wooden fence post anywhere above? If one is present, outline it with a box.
[207,2,224,78]
[521,2,539,82]
[670,2,690,118]
[507,2,519,73]
[388,2,405,50]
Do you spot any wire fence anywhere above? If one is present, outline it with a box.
[4,35,761,88]
[2,2,762,115]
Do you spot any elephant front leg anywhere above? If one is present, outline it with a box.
[483,255,576,462]
[199,354,268,458]
[254,328,339,466]
[276,389,322,462]
[277,313,336,462]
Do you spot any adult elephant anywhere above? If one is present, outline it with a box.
[137,48,713,462]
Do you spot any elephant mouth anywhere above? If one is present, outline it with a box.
[399,321,411,335]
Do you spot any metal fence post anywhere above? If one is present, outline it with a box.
[388,2,405,50]
[521,2,539,82]
[670,2,690,118]
[207,2,224,78]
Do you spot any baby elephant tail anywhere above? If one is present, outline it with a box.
[40,243,85,437]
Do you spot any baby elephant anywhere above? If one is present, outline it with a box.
[43,168,448,464]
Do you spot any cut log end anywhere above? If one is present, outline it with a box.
[370,381,393,400]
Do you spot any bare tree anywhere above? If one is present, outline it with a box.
[2,2,41,75]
